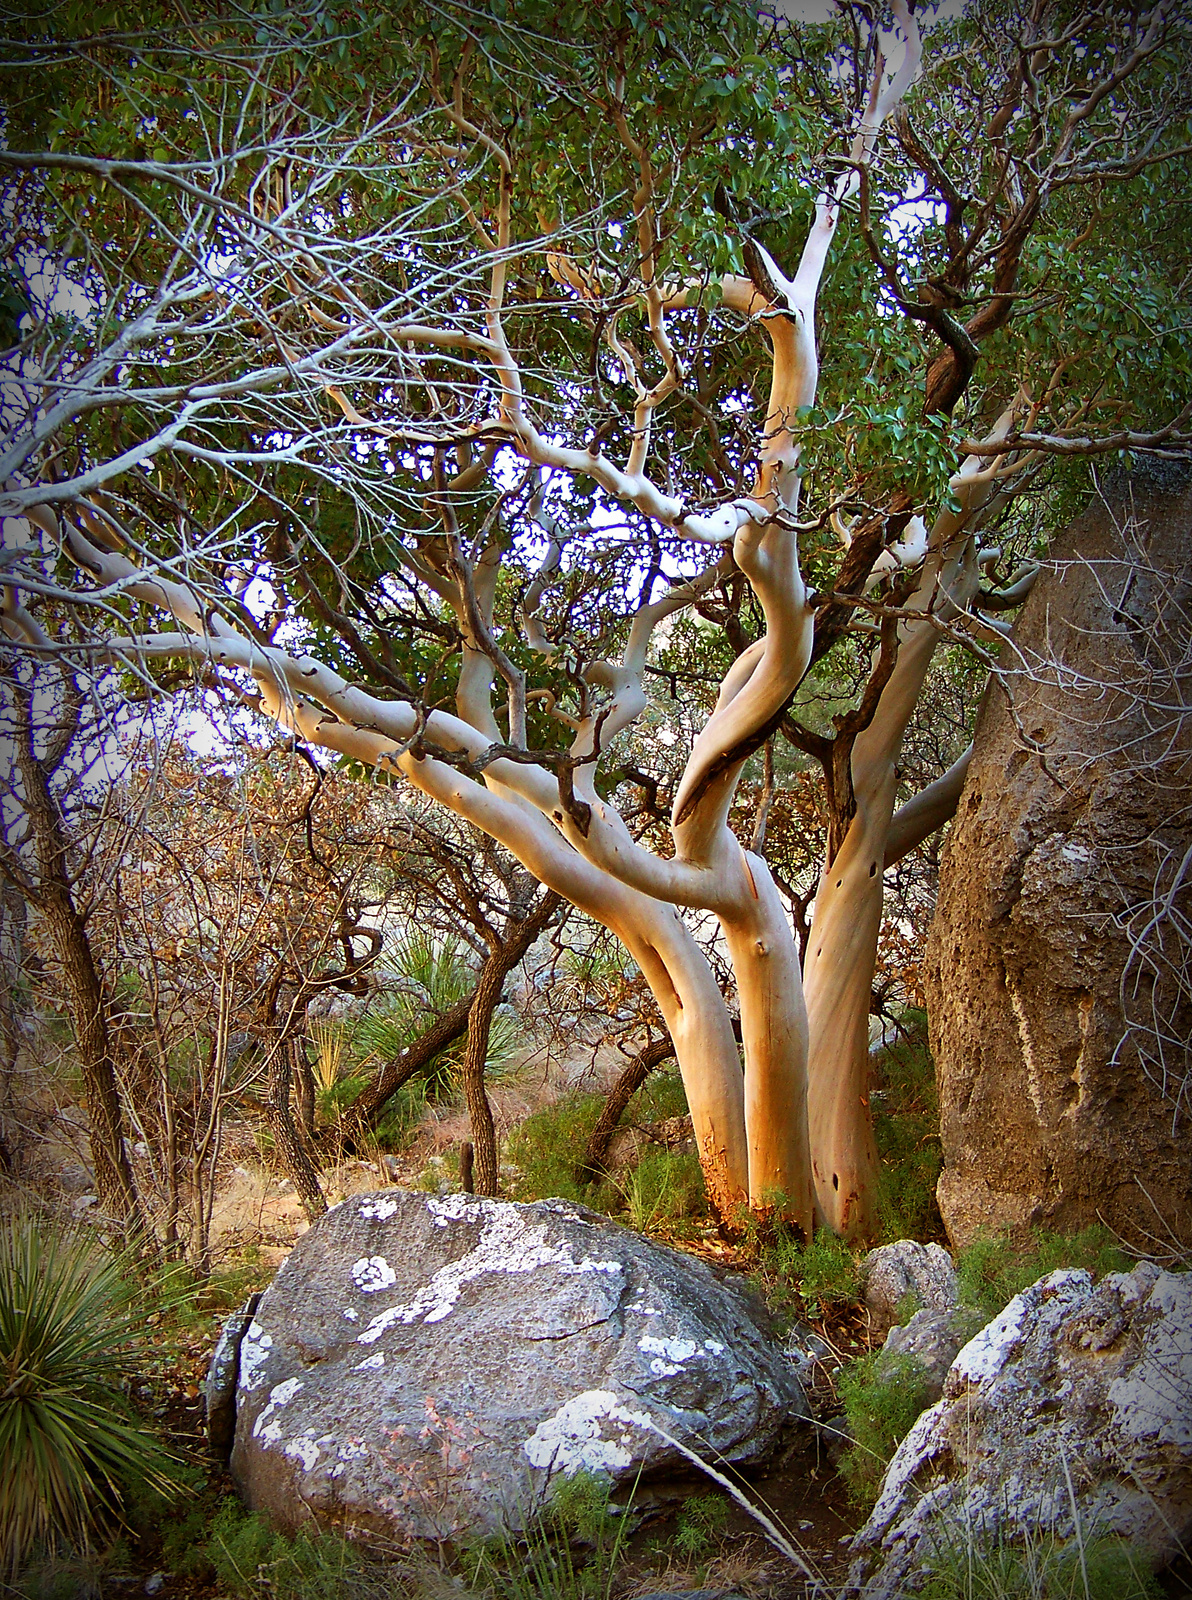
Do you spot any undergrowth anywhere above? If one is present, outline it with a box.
[838,1348,932,1506]
[917,1523,1162,1600]
[465,1471,635,1600]
[197,1499,392,1600]
[956,1228,1133,1320]
[871,1010,944,1244]
[505,1093,618,1211]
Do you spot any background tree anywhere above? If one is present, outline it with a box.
[2,0,1189,1238]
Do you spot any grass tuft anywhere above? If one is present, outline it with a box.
[838,1348,932,1506]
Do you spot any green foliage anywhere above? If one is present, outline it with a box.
[621,1148,707,1233]
[466,1471,634,1600]
[369,1081,430,1153]
[351,933,521,1103]
[632,1068,689,1123]
[956,1229,1133,1321]
[917,1525,1162,1600]
[871,1013,944,1244]
[0,1213,183,1577]
[798,1227,863,1319]
[506,1093,617,1211]
[673,1492,729,1560]
[838,1349,932,1507]
[202,1499,390,1600]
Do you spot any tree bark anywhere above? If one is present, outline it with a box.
[578,1035,674,1179]
[263,1033,327,1220]
[459,956,505,1196]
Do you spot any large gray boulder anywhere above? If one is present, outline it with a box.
[221,1190,807,1541]
[847,1263,1192,1597]
[925,464,1192,1251]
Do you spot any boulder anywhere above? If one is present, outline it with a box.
[847,1264,1192,1597]
[879,1308,980,1407]
[221,1190,807,1542]
[925,463,1192,1251]
[860,1241,957,1335]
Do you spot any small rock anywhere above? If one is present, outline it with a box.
[58,1164,94,1194]
[71,1193,98,1216]
[880,1307,981,1405]
[143,1574,164,1595]
[859,1241,957,1335]
[783,1322,835,1386]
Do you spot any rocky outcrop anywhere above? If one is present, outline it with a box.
[219,1190,806,1541]
[879,1308,979,1407]
[926,463,1192,1250]
[847,1264,1192,1597]
[860,1241,958,1337]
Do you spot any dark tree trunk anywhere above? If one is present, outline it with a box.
[263,1033,327,1220]
[579,1036,675,1180]
[459,958,505,1196]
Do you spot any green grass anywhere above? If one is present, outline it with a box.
[917,1524,1162,1599]
[200,1499,392,1600]
[0,1212,186,1577]
[956,1229,1133,1321]
[673,1492,729,1561]
[632,1068,689,1123]
[838,1348,933,1506]
[465,1470,635,1600]
[620,1147,707,1233]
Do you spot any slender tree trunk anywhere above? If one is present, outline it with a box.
[459,958,504,1196]
[263,1033,327,1220]
[41,889,143,1233]
[579,1035,674,1179]
[292,1033,317,1142]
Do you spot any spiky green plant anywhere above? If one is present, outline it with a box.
[0,1211,182,1576]
[352,931,522,1100]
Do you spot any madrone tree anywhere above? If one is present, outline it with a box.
[2,0,1190,1238]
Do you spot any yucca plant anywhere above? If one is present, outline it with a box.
[0,1210,183,1577]
[352,931,522,1101]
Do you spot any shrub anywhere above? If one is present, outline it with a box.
[838,1349,932,1507]
[633,1068,690,1123]
[0,1212,183,1577]
[505,1093,618,1211]
[673,1492,730,1560]
[957,1229,1133,1321]
[799,1227,863,1319]
[871,1012,945,1243]
[203,1499,391,1600]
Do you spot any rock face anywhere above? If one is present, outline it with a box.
[847,1264,1192,1597]
[926,463,1192,1250]
[880,1308,977,1408]
[860,1241,958,1336]
[223,1190,806,1541]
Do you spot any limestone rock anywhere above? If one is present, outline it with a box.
[860,1241,957,1335]
[925,464,1192,1251]
[880,1308,980,1407]
[847,1264,1192,1597]
[223,1190,807,1541]
[206,1293,261,1463]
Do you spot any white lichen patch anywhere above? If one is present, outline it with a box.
[523,1389,654,1475]
[252,1377,306,1445]
[639,1333,698,1375]
[237,1323,274,1393]
[704,1339,725,1355]
[352,1255,398,1293]
[283,1435,321,1472]
[359,1197,401,1221]
[355,1352,385,1371]
[342,1308,359,1321]
[356,1201,623,1343]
